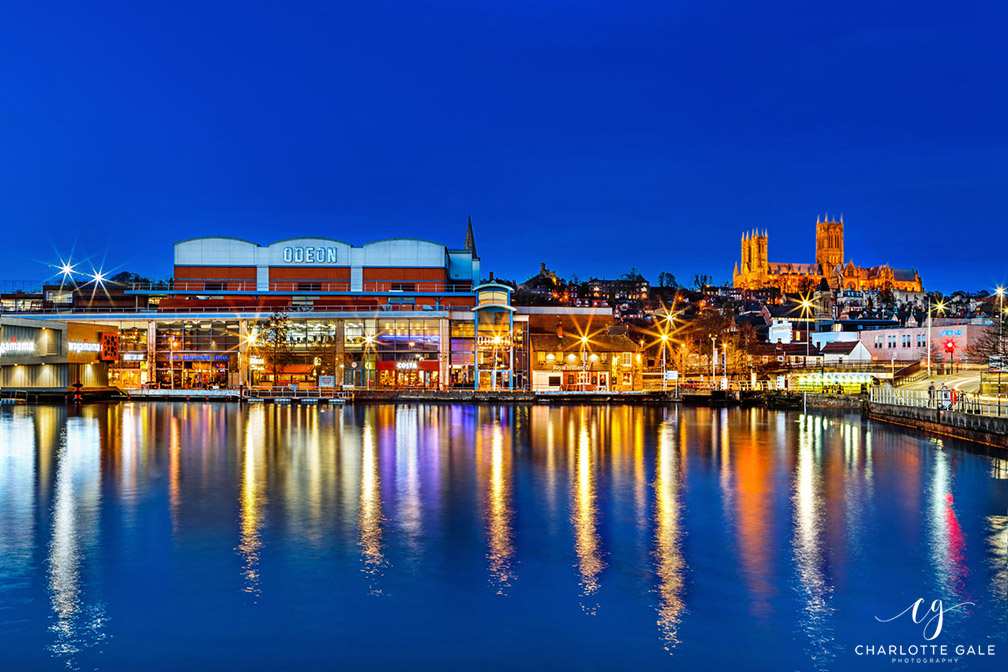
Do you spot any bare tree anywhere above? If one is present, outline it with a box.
[657,271,678,289]
[255,312,293,386]
[967,317,1005,364]
[693,273,711,290]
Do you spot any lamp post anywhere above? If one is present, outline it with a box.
[710,335,716,380]
[170,336,178,390]
[926,296,946,378]
[997,286,1004,412]
[492,334,503,391]
[660,333,668,392]
[364,333,375,390]
[580,335,588,391]
[800,297,813,370]
[927,294,932,377]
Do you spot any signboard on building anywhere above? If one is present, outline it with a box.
[282,246,339,264]
[0,340,35,355]
[175,354,229,361]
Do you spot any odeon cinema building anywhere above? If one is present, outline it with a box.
[1,222,527,391]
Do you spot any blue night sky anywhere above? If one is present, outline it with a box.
[1,1,1005,292]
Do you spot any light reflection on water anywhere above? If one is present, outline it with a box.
[483,421,515,593]
[358,416,386,593]
[238,406,266,599]
[572,410,605,614]
[47,416,107,668]
[0,403,1005,670]
[794,414,836,669]
[653,419,685,650]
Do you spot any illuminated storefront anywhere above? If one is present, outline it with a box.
[0,317,115,391]
[529,332,641,392]
[474,283,516,390]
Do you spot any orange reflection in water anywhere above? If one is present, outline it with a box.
[359,418,386,594]
[572,412,605,614]
[653,420,685,651]
[482,422,515,593]
[733,422,776,619]
[238,407,267,599]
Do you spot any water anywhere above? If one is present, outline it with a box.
[0,403,1005,671]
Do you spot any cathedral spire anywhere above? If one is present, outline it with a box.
[463,215,477,257]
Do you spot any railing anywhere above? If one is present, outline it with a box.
[870,386,1008,418]
[0,389,28,404]
[0,303,451,315]
[125,281,475,294]
[248,387,352,400]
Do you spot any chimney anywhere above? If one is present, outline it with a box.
[540,262,546,275]
[489,271,494,281]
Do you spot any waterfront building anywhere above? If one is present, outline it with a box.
[528,328,641,392]
[733,215,924,293]
[0,221,539,392]
[857,320,991,366]
[0,317,116,391]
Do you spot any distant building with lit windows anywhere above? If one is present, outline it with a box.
[733,215,924,294]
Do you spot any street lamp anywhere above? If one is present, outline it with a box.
[170,336,179,390]
[364,333,375,390]
[926,296,946,377]
[492,334,503,391]
[660,333,669,392]
[710,334,717,380]
[800,296,814,369]
[997,286,1004,410]
[580,335,589,391]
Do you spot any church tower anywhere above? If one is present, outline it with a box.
[735,229,769,289]
[815,213,844,271]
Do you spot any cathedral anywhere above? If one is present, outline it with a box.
[733,215,923,294]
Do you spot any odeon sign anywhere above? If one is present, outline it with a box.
[281,246,339,264]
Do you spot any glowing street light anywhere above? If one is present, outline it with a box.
[997,287,1004,411]
[799,295,815,367]
[660,333,669,392]
[363,333,375,390]
[926,296,946,377]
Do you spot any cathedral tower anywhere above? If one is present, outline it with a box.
[735,229,769,289]
[815,213,844,271]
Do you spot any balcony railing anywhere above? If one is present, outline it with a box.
[125,280,475,294]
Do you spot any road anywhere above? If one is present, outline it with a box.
[902,370,982,392]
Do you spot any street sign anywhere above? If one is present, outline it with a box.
[990,356,1007,373]
[665,370,678,381]
[319,375,335,388]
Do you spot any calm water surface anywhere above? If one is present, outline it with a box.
[0,403,1006,671]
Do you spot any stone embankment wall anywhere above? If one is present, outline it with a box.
[868,402,1008,449]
